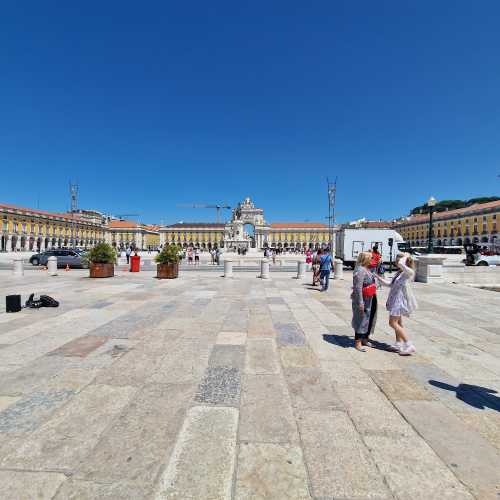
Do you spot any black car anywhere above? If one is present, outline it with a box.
[30,249,87,268]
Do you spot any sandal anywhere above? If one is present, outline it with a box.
[355,346,366,352]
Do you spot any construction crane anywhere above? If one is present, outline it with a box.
[177,204,231,223]
[114,213,139,221]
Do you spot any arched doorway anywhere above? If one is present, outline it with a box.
[243,223,255,248]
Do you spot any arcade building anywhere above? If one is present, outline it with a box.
[159,197,330,251]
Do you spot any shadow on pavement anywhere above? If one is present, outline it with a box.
[322,334,393,352]
[429,380,500,412]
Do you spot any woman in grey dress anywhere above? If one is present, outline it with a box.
[351,252,378,352]
[374,253,418,356]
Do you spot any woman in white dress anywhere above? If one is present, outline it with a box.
[374,253,418,356]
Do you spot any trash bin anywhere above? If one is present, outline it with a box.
[130,255,141,272]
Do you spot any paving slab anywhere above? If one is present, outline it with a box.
[53,479,147,500]
[216,331,247,345]
[284,367,344,410]
[0,384,136,470]
[48,335,108,358]
[279,345,319,368]
[0,470,67,500]
[239,375,298,444]
[79,383,193,487]
[364,434,475,500]
[297,409,390,499]
[395,400,500,499]
[368,369,435,400]
[244,338,280,375]
[194,366,241,406]
[154,406,238,500]
[235,442,311,500]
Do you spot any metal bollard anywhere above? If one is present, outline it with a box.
[12,257,24,276]
[334,258,344,280]
[224,259,233,278]
[297,260,306,279]
[260,258,270,279]
[47,256,58,276]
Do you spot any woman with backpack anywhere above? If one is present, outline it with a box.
[374,253,418,356]
[351,251,378,352]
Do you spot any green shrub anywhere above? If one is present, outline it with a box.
[155,245,182,265]
[87,242,117,264]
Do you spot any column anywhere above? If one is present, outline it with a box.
[6,235,12,252]
[15,236,21,251]
[160,231,166,247]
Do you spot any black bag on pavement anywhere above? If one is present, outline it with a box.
[25,293,59,308]
[40,295,59,307]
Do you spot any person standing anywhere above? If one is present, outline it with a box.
[194,247,200,265]
[125,246,131,264]
[312,249,322,286]
[319,249,334,291]
[351,252,378,351]
[374,253,418,355]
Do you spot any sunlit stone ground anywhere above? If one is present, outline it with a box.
[0,268,499,499]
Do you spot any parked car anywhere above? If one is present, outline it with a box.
[473,254,500,266]
[29,249,88,268]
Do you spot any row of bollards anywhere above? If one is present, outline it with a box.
[223,258,344,280]
[12,256,58,277]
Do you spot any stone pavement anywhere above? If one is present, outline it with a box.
[0,269,499,500]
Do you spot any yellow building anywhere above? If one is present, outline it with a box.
[160,223,225,249]
[1,202,105,252]
[267,223,330,250]
[395,200,499,248]
[106,220,160,250]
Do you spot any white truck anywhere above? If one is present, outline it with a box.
[335,228,405,268]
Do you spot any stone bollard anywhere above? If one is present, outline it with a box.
[334,259,344,280]
[12,257,24,276]
[297,260,306,279]
[260,258,270,279]
[224,259,233,278]
[47,256,58,276]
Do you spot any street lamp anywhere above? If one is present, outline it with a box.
[427,196,437,254]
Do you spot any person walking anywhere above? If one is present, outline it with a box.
[351,252,378,351]
[125,246,131,264]
[194,247,200,265]
[312,249,322,286]
[374,253,418,355]
[319,249,334,291]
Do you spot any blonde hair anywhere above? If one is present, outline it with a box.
[356,251,372,268]
[396,252,415,270]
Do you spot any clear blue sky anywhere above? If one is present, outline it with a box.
[1,1,499,225]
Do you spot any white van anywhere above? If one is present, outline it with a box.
[335,228,405,268]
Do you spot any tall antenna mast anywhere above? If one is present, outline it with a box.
[69,181,79,248]
[327,177,337,253]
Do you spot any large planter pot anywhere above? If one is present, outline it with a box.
[89,262,114,278]
[157,262,179,279]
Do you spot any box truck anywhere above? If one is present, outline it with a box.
[335,228,405,268]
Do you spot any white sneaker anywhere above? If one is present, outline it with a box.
[389,342,403,352]
[399,343,416,356]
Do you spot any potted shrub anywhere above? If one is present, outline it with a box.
[156,244,181,279]
[87,242,116,278]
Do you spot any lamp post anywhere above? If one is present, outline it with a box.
[427,196,437,254]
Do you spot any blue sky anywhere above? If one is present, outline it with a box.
[1,1,499,225]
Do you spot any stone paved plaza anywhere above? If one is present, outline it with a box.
[0,268,499,499]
